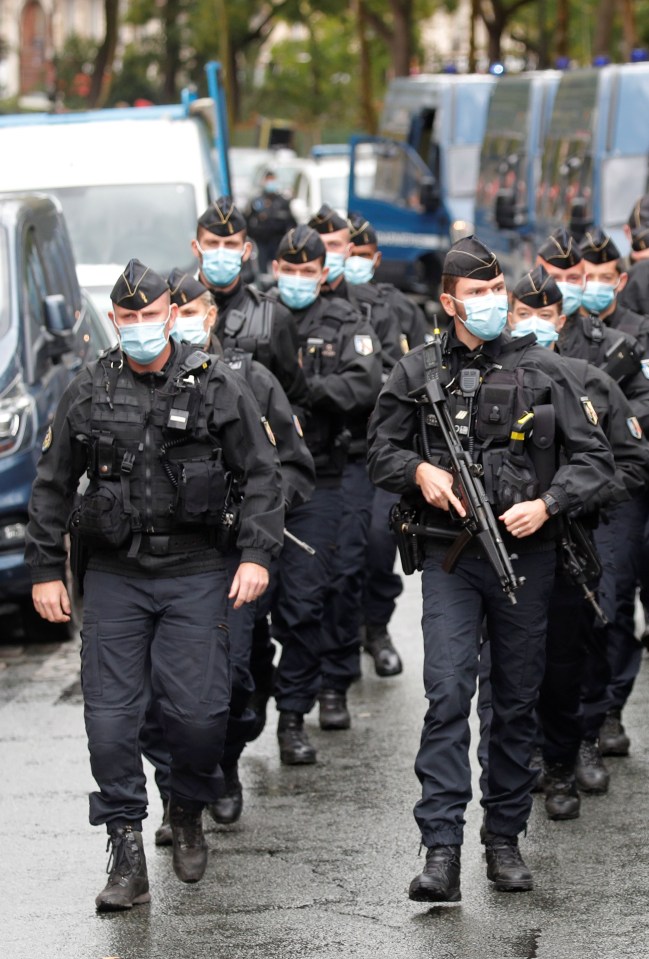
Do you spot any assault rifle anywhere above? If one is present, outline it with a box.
[558,517,608,626]
[402,330,524,604]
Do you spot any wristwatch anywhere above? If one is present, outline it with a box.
[541,492,560,516]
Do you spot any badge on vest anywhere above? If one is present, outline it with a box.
[261,416,276,446]
[580,395,599,426]
[354,334,374,356]
[642,359,649,380]
[627,416,643,439]
[42,426,53,453]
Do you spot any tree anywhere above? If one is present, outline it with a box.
[477,0,538,64]
[88,0,119,107]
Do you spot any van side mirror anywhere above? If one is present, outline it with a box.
[43,294,75,358]
[420,178,440,213]
[495,190,525,230]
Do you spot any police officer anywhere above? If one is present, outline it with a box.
[619,193,649,316]
[508,266,649,819]
[367,237,614,901]
[268,225,381,761]
[25,260,284,910]
[192,195,309,415]
[538,228,649,760]
[245,167,297,273]
[345,210,429,676]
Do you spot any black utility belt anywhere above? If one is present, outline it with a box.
[137,531,214,556]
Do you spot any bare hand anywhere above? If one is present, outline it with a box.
[229,562,269,609]
[499,499,549,538]
[32,580,71,623]
[415,462,466,516]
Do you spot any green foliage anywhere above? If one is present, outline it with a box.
[53,33,99,108]
[105,42,163,105]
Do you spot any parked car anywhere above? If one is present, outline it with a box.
[290,153,376,225]
[0,192,115,642]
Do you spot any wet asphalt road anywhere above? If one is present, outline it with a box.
[2,573,649,959]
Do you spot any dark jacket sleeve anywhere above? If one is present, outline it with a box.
[619,363,649,432]
[367,355,425,494]
[308,318,383,416]
[391,287,428,350]
[269,303,310,418]
[249,361,315,511]
[24,370,93,583]
[584,365,649,509]
[206,365,285,567]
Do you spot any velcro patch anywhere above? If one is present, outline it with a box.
[580,395,598,426]
[627,416,643,439]
[42,426,53,452]
[261,416,276,446]
[354,334,374,356]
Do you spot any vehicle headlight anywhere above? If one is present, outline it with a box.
[0,518,27,549]
[0,379,37,458]
[451,219,474,244]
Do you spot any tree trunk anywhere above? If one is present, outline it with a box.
[469,0,480,72]
[356,0,377,133]
[389,0,413,76]
[619,0,637,58]
[162,0,181,102]
[556,0,570,60]
[88,0,119,108]
[593,0,617,59]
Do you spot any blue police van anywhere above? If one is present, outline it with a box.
[535,62,649,255]
[473,70,560,284]
[0,193,115,640]
[347,73,495,299]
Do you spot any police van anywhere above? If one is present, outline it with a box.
[535,62,649,255]
[347,73,495,299]
[474,70,560,284]
[0,193,114,640]
[0,62,230,318]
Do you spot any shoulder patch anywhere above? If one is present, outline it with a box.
[580,395,599,426]
[627,416,643,439]
[642,359,649,380]
[354,334,374,356]
[292,414,304,438]
[400,333,410,354]
[42,425,53,453]
[261,416,276,446]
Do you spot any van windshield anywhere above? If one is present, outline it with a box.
[0,228,8,337]
[43,183,198,274]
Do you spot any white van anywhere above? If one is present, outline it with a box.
[0,97,226,315]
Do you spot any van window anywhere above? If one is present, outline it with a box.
[0,228,9,337]
[23,227,50,380]
[41,183,198,275]
[353,142,427,211]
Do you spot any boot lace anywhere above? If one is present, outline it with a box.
[105,828,139,878]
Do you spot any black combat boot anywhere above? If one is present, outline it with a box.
[277,711,317,764]
[318,689,351,730]
[207,764,243,825]
[544,763,580,820]
[95,825,150,911]
[154,798,172,847]
[408,845,461,902]
[169,799,208,883]
[575,740,610,793]
[363,624,403,677]
[484,834,533,891]
[598,709,630,756]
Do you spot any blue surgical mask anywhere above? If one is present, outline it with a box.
[510,316,559,348]
[344,255,376,286]
[278,274,320,310]
[171,314,209,346]
[456,292,508,341]
[557,281,583,316]
[118,313,171,364]
[325,252,346,283]
[200,247,243,287]
[581,280,616,314]
[264,181,280,194]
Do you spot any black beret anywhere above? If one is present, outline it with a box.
[276,225,326,264]
[537,228,583,268]
[579,227,620,264]
[627,194,649,251]
[308,203,349,234]
[166,268,209,307]
[512,265,562,309]
[348,211,378,246]
[442,235,502,280]
[197,196,247,237]
[110,258,169,309]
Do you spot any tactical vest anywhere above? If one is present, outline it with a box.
[417,337,557,513]
[74,344,227,553]
[222,286,274,370]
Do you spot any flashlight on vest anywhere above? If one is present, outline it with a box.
[508,411,534,457]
